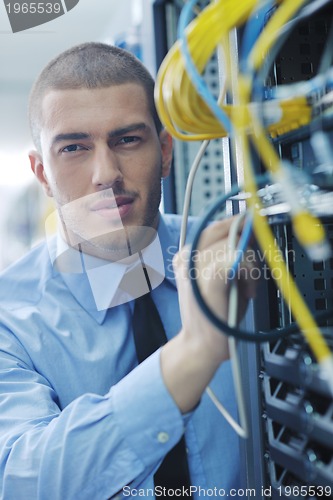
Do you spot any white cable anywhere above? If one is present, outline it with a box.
[182,203,249,437]
[178,134,249,438]
[176,29,249,435]
[179,140,210,249]
[205,213,249,439]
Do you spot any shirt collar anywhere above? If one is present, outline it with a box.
[47,213,179,324]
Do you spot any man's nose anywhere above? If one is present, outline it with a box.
[91,147,123,189]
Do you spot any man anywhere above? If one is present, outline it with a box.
[0,43,255,499]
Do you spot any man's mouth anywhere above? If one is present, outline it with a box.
[90,196,135,219]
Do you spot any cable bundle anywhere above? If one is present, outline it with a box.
[155,0,316,140]
[155,0,333,395]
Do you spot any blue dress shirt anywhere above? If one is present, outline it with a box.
[0,213,243,499]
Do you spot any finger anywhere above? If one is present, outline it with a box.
[173,245,190,271]
[197,216,244,251]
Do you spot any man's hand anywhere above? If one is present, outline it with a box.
[161,216,257,413]
[161,219,255,412]
[174,217,257,363]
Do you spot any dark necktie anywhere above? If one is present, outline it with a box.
[132,292,192,494]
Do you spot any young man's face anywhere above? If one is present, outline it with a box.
[29,83,172,260]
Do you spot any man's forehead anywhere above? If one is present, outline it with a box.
[42,83,147,103]
[39,84,153,147]
[40,84,149,122]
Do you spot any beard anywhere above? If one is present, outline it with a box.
[55,175,163,262]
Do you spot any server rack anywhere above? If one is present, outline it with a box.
[152,1,333,497]
[242,4,333,497]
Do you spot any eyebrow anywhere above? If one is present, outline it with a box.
[108,123,148,139]
[51,132,90,147]
[51,123,148,148]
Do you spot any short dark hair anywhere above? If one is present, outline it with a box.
[28,42,162,151]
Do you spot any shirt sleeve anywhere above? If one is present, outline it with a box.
[0,327,186,500]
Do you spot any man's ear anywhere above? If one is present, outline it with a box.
[159,129,173,179]
[29,150,53,197]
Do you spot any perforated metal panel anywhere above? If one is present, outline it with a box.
[291,226,333,317]
[267,12,332,86]
[173,137,226,216]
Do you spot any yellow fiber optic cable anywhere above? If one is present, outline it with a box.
[155,0,314,141]
[246,81,329,260]
[156,0,328,246]
[156,0,333,385]
[156,0,328,257]
[155,0,257,140]
[235,75,333,388]
[235,0,332,378]
[267,96,312,137]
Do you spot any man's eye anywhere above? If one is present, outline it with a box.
[62,144,86,153]
[118,136,139,145]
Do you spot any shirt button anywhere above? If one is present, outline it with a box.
[157,432,170,443]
